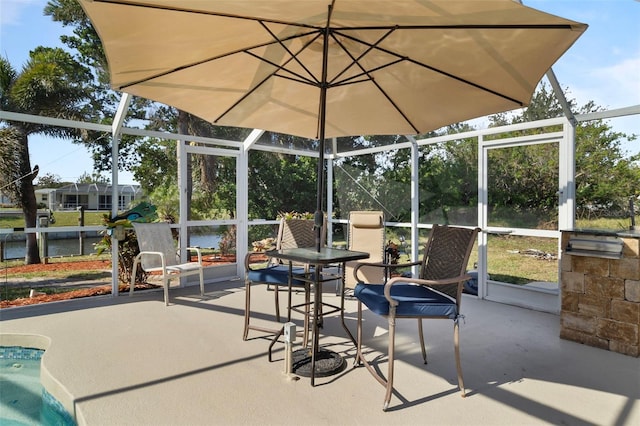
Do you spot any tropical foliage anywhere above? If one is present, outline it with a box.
[0,48,94,263]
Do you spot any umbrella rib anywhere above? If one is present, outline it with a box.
[92,1,575,33]
[332,24,576,31]
[337,30,525,107]
[92,0,326,30]
[259,21,322,85]
[332,58,406,87]
[116,31,315,91]
[328,29,419,133]
[328,27,397,86]
[212,72,274,125]
[369,80,420,135]
[214,31,325,124]
[244,50,317,87]
[275,73,320,87]
[327,29,415,87]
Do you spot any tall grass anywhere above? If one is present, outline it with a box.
[575,216,638,231]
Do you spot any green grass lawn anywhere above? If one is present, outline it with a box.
[377,233,558,285]
[0,210,108,228]
[485,234,558,284]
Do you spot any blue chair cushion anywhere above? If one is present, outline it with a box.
[248,264,306,286]
[354,282,458,319]
[463,270,479,296]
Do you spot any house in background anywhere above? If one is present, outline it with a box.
[35,183,143,211]
[35,188,57,210]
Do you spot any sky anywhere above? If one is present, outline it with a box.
[1,0,639,186]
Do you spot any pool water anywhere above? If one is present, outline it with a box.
[0,346,76,425]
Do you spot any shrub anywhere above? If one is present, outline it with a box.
[94,202,159,286]
[95,222,148,286]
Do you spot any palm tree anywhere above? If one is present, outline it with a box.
[0,47,94,264]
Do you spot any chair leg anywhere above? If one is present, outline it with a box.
[244,280,284,342]
[418,318,427,364]
[286,282,293,321]
[356,301,393,410]
[454,320,465,397]
[383,313,396,411]
[243,278,251,340]
[274,284,280,322]
[335,269,344,296]
[163,275,169,306]
[130,260,139,297]
[355,301,363,366]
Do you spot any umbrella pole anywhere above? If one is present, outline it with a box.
[314,137,325,252]
[315,17,331,252]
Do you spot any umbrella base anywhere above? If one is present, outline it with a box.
[291,348,346,378]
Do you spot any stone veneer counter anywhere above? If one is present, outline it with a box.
[560,229,640,357]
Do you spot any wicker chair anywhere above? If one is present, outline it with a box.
[130,222,204,306]
[243,218,324,341]
[354,225,479,410]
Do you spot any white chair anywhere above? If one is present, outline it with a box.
[130,222,204,306]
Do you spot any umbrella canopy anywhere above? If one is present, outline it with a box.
[79,0,586,247]
[79,0,586,139]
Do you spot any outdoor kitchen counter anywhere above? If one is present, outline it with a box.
[560,229,640,357]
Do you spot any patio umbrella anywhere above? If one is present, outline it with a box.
[79,0,586,249]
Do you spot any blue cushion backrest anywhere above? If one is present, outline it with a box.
[248,264,306,286]
[354,282,457,319]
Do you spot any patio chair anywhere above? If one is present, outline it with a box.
[341,211,386,295]
[130,222,204,306]
[243,217,324,341]
[354,224,479,410]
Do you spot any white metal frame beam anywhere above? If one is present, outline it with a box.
[109,93,132,296]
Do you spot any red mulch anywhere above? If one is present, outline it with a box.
[1,255,242,309]
[5,259,112,274]
[1,284,116,308]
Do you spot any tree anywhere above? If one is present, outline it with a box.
[45,0,109,82]
[77,171,110,184]
[248,148,318,219]
[45,0,151,177]
[0,49,94,263]
[488,83,639,221]
[35,172,65,188]
[573,101,639,218]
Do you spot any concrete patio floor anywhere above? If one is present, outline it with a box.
[1,279,639,425]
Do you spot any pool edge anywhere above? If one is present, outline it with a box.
[0,333,82,425]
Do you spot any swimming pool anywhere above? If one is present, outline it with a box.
[0,346,76,425]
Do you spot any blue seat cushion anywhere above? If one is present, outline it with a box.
[354,282,458,319]
[248,265,307,286]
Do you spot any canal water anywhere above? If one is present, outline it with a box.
[1,235,221,260]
